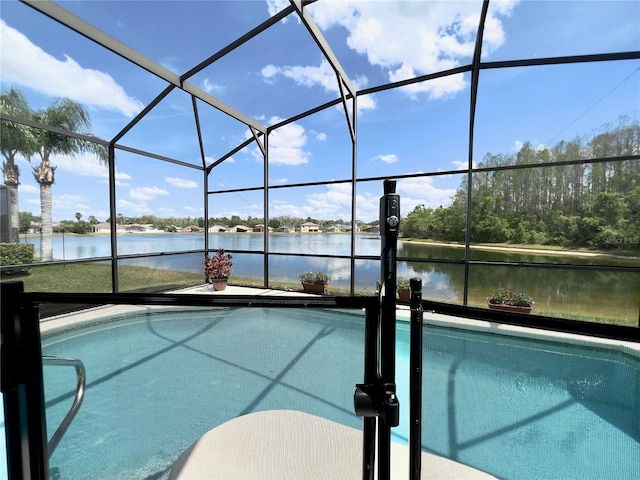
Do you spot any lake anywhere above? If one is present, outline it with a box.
[21,233,640,321]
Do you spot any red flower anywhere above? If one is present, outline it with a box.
[204,248,233,280]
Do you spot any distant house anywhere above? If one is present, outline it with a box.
[276,225,295,233]
[124,223,156,233]
[300,222,320,233]
[208,225,228,232]
[92,222,111,233]
[324,225,340,233]
[230,225,252,233]
[92,222,158,233]
[253,224,273,233]
[182,225,203,233]
[361,224,380,233]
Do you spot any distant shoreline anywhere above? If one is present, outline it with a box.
[401,239,640,261]
[21,231,639,261]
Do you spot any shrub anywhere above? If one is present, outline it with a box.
[0,242,35,275]
[299,271,329,285]
[489,287,534,307]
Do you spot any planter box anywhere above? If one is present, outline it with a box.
[302,282,328,294]
[207,277,229,291]
[398,290,410,304]
[487,297,532,314]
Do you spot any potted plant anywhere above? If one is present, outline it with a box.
[397,277,411,303]
[299,270,329,294]
[487,288,534,313]
[204,248,233,291]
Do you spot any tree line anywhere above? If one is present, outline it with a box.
[17,213,376,232]
[401,116,640,250]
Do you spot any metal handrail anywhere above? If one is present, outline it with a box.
[42,355,86,457]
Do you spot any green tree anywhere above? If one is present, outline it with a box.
[32,98,108,261]
[1,88,38,242]
[18,211,39,234]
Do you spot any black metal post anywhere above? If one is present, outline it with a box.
[1,281,49,480]
[409,278,423,480]
[378,179,400,480]
[360,305,379,480]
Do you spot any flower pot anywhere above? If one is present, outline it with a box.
[487,298,532,314]
[398,290,410,304]
[207,277,229,291]
[302,282,328,294]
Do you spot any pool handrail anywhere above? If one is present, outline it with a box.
[42,356,86,458]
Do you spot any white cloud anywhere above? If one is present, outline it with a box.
[261,64,279,81]
[315,132,327,141]
[54,193,88,211]
[269,183,379,221]
[117,198,152,215]
[184,205,203,215]
[397,176,457,209]
[0,20,143,117]
[19,184,39,194]
[261,59,376,112]
[451,159,476,170]
[308,1,518,99]
[50,152,131,181]
[157,207,178,217]
[512,140,547,152]
[165,177,198,189]
[266,0,291,19]
[372,153,398,164]
[129,186,170,201]
[203,78,224,93]
[248,116,310,166]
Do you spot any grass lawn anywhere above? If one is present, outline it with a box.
[2,264,636,327]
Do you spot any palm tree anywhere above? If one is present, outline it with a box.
[0,87,38,242]
[32,98,107,261]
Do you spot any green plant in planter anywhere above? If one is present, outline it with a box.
[397,277,411,292]
[397,277,412,303]
[489,288,534,307]
[299,271,329,285]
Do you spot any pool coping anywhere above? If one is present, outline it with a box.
[39,284,640,358]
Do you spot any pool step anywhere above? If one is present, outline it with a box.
[169,410,497,480]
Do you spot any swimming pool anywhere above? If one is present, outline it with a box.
[1,307,639,479]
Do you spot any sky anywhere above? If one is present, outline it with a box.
[1,0,639,224]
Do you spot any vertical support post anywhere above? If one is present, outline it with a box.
[379,179,400,480]
[409,277,423,480]
[355,179,401,480]
[107,142,119,293]
[1,281,48,480]
[361,305,378,480]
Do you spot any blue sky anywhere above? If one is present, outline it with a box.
[1,0,639,224]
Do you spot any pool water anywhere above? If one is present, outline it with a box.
[394,323,640,479]
[1,307,639,479]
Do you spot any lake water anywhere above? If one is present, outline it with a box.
[21,233,640,321]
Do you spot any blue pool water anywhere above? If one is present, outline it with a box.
[1,307,639,479]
